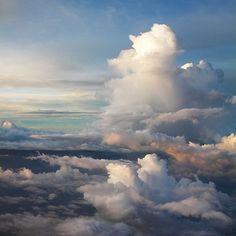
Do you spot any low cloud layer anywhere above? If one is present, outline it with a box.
[80,154,230,225]
[0,153,233,235]
[104,131,236,178]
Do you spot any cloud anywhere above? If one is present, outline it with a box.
[0,22,233,148]
[148,133,236,177]
[0,120,45,142]
[79,154,231,235]
[0,153,131,196]
[0,160,87,192]
[179,60,223,93]
[0,213,133,236]
[55,217,132,236]
[0,153,233,235]
[227,95,236,104]
[103,131,143,151]
[217,133,236,153]
[18,168,33,179]
[145,107,222,126]
[0,21,235,235]
[105,23,180,116]
[159,196,229,222]
[103,131,236,178]
[105,23,224,113]
[0,120,103,150]
[33,154,122,171]
[100,23,227,142]
[0,213,59,236]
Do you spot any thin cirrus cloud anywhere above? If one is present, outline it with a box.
[0,46,107,113]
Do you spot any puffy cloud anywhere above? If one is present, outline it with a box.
[0,213,59,236]
[149,134,236,177]
[0,153,131,196]
[159,196,229,222]
[227,96,236,104]
[103,132,143,151]
[0,120,40,142]
[105,23,224,114]
[217,133,236,153]
[79,154,231,235]
[34,154,114,171]
[0,120,103,150]
[103,131,236,177]
[0,22,235,235]
[145,107,222,126]
[108,23,178,75]
[0,162,86,192]
[103,130,182,151]
[0,167,14,178]
[0,213,133,236]
[55,217,132,236]
[0,153,233,235]
[179,60,223,93]
[0,23,232,148]
[100,23,227,142]
[105,23,180,116]
[19,168,33,179]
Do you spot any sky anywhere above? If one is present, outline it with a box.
[0,0,236,131]
[1,1,236,235]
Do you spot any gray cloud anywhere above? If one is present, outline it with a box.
[0,153,233,235]
[0,120,103,150]
[74,154,232,235]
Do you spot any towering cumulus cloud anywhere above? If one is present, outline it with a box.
[101,23,236,187]
[103,23,225,142]
[105,24,180,116]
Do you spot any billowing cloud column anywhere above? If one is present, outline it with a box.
[102,23,225,142]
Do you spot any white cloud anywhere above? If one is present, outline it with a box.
[103,131,236,177]
[36,154,116,171]
[217,133,236,153]
[0,153,232,235]
[80,154,231,229]
[0,120,103,150]
[0,162,86,192]
[145,107,222,126]
[100,23,226,142]
[105,23,180,116]
[19,168,33,179]
[55,217,132,236]
[159,197,229,222]
[227,96,236,104]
